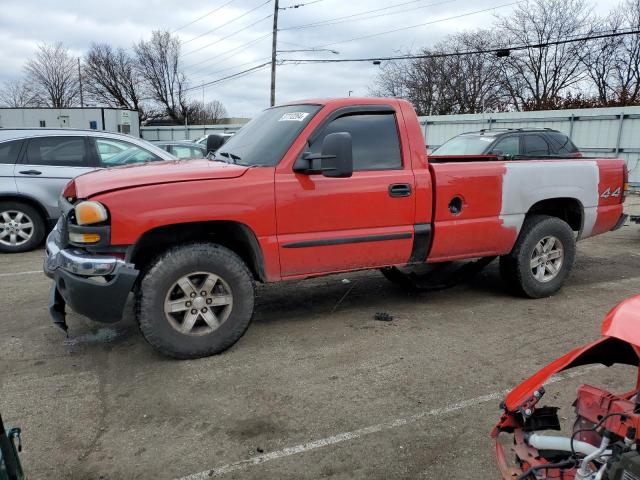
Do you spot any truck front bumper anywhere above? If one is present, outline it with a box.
[43,224,138,330]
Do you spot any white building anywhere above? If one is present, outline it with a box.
[0,107,140,136]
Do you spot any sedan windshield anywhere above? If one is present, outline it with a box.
[216,104,321,166]
[432,135,495,155]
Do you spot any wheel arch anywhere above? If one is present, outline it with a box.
[525,197,584,232]
[0,193,51,226]
[128,220,266,282]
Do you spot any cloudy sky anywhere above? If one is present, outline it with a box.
[0,0,615,117]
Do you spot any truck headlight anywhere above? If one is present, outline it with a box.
[75,201,108,226]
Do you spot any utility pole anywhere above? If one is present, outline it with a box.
[270,0,279,107]
[77,57,84,108]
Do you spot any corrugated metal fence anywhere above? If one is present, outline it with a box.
[140,124,243,142]
[418,106,640,185]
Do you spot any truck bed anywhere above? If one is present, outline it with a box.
[427,157,625,262]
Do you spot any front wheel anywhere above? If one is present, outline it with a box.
[136,243,255,359]
[499,215,576,298]
[0,201,45,253]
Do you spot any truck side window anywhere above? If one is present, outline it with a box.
[522,134,550,157]
[309,113,402,171]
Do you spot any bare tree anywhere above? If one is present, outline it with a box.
[495,0,593,110]
[370,52,460,115]
[186,100,228,124]
[134,30,189,123]
[613,0,640,102]
[369,61,411,99]
[0,79,38,107]
[24,42,80,107]
[584,0,640,104]
[439,30,506,113]
[369,30,506,115]
[83,43,146,115]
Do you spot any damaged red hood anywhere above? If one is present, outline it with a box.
[74,159,249,198]
[493,295,640,480]
[503,295,640,413]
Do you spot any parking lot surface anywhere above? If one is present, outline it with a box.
[1,201,639,479]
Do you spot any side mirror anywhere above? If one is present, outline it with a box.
[293,132,353,178]
[206,134,226,154]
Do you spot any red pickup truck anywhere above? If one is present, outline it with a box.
[44,97,627,358]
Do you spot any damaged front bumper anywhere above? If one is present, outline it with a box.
[43,223,138,331]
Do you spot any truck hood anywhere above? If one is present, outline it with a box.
[74,159,249,198]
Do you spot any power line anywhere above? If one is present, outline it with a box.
[182,14,272,56]
[280,0,325,9]
[183,32,272,73]
[182,0,272,46]
[189,56,272,84]
[280,28,640,64]
[315,1,521,48]
[287,0,459,30]
[280,0,455,31]
[172,0,237,33]
[184,62,272,92]
[278,39,316,48]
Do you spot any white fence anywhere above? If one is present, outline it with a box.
[140,124,243,142]
[419,106,640,185]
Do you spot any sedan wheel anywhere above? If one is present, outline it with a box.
[0,210,35,248]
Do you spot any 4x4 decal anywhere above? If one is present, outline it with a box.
[601,186,621,198]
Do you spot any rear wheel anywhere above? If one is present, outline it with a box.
[136,243,255,359]
[0,201,45,253]
[499,215,576,298]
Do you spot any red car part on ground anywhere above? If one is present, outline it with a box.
[492,295,640,480]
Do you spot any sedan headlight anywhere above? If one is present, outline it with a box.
[75,201,108,226]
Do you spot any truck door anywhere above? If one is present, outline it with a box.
[275,107,416,277]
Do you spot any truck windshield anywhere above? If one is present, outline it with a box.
[432,135,495,155]
[217,104,321,167]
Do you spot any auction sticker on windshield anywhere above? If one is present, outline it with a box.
[279,112,310,122]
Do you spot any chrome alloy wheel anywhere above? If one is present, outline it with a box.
[164,272,233,335]
[530,235,564,283]
[0,210,34,247]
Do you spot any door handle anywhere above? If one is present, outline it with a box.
[388,183,412,197]
[19,170,42,175]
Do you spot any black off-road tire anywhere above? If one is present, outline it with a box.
[0,201,46,253]
[136,243,255,359]
[499,215,576,299]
